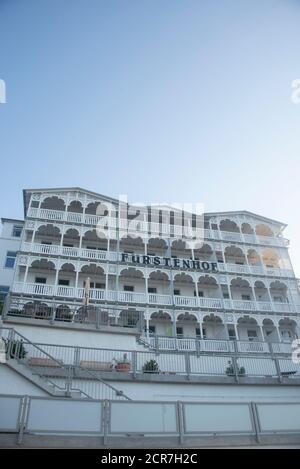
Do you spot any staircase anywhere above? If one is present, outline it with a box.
[0,327,131,400]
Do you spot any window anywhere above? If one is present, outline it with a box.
[274,296,283,303]
[242,294,251,301]
[148,287,157,294]
[35,277,46,284]
[0,285,9,302]
[202,327,207,339]
[174,289,180,296]
[12,225,22,238]
[149,325,156,335]
[228,329,236,340]
[176,327,183,338]
[195,327,201,338]
[223,293,230,299]
[247,330,257,342]
[124,285,134,292]
[58,279,70,286]
[5,251,17,268]
[84,281,105,289]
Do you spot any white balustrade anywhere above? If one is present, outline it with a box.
[148,294,172,305]
[237,341,269,353]
[199,297,223,309]
[201,339,234,352]
[174,295,197,307]
[27,207,288,247]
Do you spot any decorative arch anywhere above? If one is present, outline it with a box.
[40,196,66,211]
[219,219,240,233]
[67,200,83,213]
[241,223,254,234]
[256,224,274,237]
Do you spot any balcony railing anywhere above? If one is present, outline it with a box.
[20,242,294,278]
[11,282,299,313]
[27,207,288,247]
[145,336,291,355]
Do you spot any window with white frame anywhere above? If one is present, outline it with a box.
[5,251,17,268]
[12,225,23,238]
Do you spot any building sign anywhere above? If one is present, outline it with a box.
[121,253,218,272]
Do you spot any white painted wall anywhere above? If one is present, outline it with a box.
[0,364,47,396]
[8,323,138,350]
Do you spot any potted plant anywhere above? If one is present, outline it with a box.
[142,359,159,374]
[114,353,131,372]
[225,360,246,377]
[4,338,27,360]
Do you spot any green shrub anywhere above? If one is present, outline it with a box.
[142,359,159,373]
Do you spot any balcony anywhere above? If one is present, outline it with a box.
[20,242,294,279]
[11,282,299,314]
[146,336,279,354]
[27,207,288,247]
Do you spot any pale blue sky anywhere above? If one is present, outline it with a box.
[0,0,300,274]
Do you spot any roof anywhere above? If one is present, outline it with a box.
[1,218,24,224]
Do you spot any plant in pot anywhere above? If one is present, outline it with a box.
[225,360,246,377]
[142,359,159,374]
[114,353,131,372]
[4,339,27,360]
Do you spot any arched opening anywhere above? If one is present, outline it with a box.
[279,318,298,342]
[79,264,106,291]
[119,235,145,255]
[41,196,66,211]
[254,280,269,302]
[149,311,173,337]
[173,273,194,297]
[148,271,170,297]
[262,318,279,342]
[171,239,192,259]
[241,223,254,234]
[34,224,61,246]
[202,314,225,340]
[230,277,253,302]
[270,281,289,304]
[67,200,83,214]
[62,228,80,249]
[256,224,274,237]
[247,248,261,266]
[28,260,56,289]
[176,312,198,338]
[58,263,76,290]
[262,249,280,269]
[119,268,145,296]
[224,246,246,265]
[237,316,261,341]
[197,275,220,299]
[82,229,108,252]
[193,243,213,261]
[147,238,168,257]
[219,219,240,233]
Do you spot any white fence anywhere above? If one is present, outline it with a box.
[1,395,300,446]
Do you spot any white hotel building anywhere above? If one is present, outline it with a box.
[0,187,300,447]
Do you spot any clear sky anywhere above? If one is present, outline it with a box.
[0,0,300,274]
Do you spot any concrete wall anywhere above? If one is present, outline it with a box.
[0,364,47,396]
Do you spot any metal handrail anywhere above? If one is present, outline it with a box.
[1,327,131,400]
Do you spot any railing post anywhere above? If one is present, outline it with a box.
[250,402,261,444]
[74,346,81,367]
[50,304,56,325]
[196,338,201,357]
[185,353,191,380]
[6,328,15,359]
[132,351,137,378]
[177,401,184,446]
[232,340,239,383]
[268,341,282,382]
[65,365,73,397]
